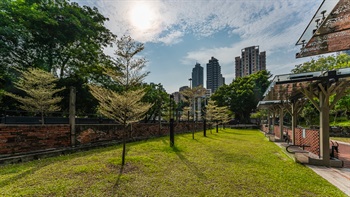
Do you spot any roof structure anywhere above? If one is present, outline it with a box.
[296,0,350,58]
[260,68,350,104]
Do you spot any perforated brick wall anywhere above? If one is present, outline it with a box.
[0,125,70,154]
[283,127,320,156]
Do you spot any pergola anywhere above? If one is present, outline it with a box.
[258,68,350,166]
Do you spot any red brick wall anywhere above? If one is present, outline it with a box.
[284,127,320,156]
[75,122,203,145]
[274,126,280,138]
[0,125,70,154]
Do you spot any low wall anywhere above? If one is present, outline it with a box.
[0,122,203,155]
[0,125,70,155]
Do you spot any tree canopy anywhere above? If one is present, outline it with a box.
[0,0,115,79]
[292,53,350,74]
[211,70,271,123]
[5,68,64,124]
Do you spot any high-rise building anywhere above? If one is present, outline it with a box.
[206,57,225,93]
[191,63,203,88]
[235,46,266,78]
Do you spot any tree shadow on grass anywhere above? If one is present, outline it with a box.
[0,163,50,188]
[172,146,206,180]
[113,164,124,194]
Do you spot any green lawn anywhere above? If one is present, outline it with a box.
[0,129,346,196]
[331,137,350,143]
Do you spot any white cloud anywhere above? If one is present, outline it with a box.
[73,0,324,92]
[157,31,184,45]
[75,0,319,46]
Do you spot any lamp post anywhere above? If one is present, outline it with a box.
[203,96,207,137]
[169,94,175,147]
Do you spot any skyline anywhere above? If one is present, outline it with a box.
[73,0,325,93]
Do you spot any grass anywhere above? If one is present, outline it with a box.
[331,117,350,127]
[331,137,350,143]
[0,129,346,196]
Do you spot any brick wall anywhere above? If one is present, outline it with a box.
[0,122,203,155]
[75,122,203,145]
[284,127,320,156]
[274,126,281,139]
[0,125,70,155]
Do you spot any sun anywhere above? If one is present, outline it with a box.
[129,2,155,31]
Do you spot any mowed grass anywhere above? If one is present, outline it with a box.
[0,129,346,197]
[331,137,350,143]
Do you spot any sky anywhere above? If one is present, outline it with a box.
[73,0,324,93]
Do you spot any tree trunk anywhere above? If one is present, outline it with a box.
[121,123,127,166]
[41,111,44,125]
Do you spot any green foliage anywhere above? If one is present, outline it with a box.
[89,35,151,165]
[0,129,345,196]
[292,54,350,74]
[89,87,152,125]
[0,0,117,115]
[108,35,149,89]
[212,70,271,123]
[181,106,192,121]
[5,68,64,124]
[334,94,350,120]
[0,0,116,77]
[292,53,350,124]
[141,83,169,123]
[300,102,318,126]
[180,85,206,119]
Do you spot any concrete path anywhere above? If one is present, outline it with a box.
[307,165,350,196]
[336,141,350,168]
[273,140,350,196]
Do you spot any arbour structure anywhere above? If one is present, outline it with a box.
[258,68,350,166]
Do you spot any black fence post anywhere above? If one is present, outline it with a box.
[170,95,175,147]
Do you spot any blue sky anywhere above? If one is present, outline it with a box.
[74,0,323,93]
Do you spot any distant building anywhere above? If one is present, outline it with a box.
[235,46,266,78]
[191,62,204,88]
[172,92,181,104]
[205,89,212,98]
[206,57,225,93]
[179,86,189,92]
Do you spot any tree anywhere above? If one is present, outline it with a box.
[0,0,116,79]
[180,85,206,120]
[109,35,149,90]
[180,85,206,138]
[141,83,169,123]
[292,54,350,74]
[292,54,350,125]
[181,106,192,121]
[89,35,151,166]
[5,68,64,124]
[334,94,350,120]
[0,0,116,115]
[212,70,271,123]
[216,105,231,129]
[205,100,220,133]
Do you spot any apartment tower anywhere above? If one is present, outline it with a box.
[206,57,225,93]
[235,46,266,78]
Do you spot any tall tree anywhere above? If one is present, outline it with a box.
[180,85,206,120]
[0,0,116,79]
[212,70,271,123]
[89,35,151,166]
[5,68,64,124]
[205,100,220,133]
[141,83,169,123]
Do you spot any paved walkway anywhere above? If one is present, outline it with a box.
[274,140,350,196]
[307,165,350,196]
[337,141,350,168]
